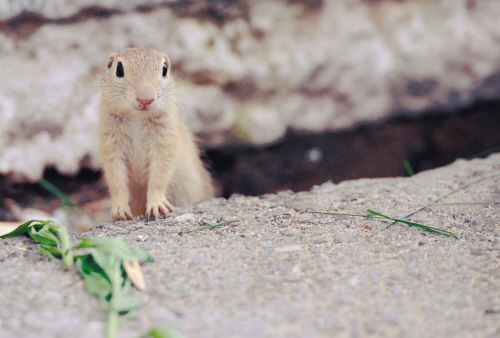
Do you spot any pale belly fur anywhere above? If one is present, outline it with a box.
[125,117,148,214]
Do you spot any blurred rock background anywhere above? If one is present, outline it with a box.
[1,0,500,227]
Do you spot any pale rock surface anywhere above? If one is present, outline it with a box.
[1,0,500,180]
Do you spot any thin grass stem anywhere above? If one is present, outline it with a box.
[38,178,79,207]
[429,201,500,206]
[184,220,238,234]
[311,211,375,218]
[107,310,118,338]
[53,222,73,269]
[312,210,459,237]
[367,209,459,238]
[404,161,415,176]
[370,171,500,237]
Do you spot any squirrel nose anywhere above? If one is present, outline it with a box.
[136,97,154,106]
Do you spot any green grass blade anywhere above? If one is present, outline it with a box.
[184,220,238,234]
[403,160,415,176]
[311,211,375,218]
[38,178,79,207]
[367,209,459,237]
[312,210,459,237]
[430,201,500,206]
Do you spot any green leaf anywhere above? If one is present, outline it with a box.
[39,245,62,262]
[1,219,72,268]
[2,217,155,338]
[141,327,184,338]
[38,244,61,256]
[39,244,62,256]
[83,271,113,301]
[76,256,114,303]
[0,219,47,239]
[88,249,122,282]
[75,237,153,263]
[28,224,59,246]
[110,295,141,313]
[119,277,132,295]
[76,254,110,281]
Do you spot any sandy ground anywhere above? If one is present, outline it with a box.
[0,154,499,338]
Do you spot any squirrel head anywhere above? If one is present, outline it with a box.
[101,47,174,114]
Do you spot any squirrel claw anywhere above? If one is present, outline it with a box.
[112,205,133,221]
[146,198,173,221]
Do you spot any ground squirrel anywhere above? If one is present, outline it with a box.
[98,47,214,221]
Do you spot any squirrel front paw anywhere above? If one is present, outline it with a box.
[112,204,133,221]
[146,197,173,220]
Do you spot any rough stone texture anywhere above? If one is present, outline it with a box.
[0,0,160,19]
[1,0,500,181]
[1,154,499,337]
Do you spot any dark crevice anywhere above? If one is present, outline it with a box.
[206,99,500,197]
[287,0,324,12]
[1,1,245,39]
[1,7,121,39]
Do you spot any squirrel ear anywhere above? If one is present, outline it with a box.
[163,54,171,68]
[106,54,117,70]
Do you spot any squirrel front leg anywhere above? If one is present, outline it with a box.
[145,124,177,219]
[100,130,132,221]
[106,157,132,221]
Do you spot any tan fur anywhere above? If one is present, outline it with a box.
[98,47,214,220]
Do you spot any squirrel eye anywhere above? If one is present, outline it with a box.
[116,61,124,78]
[162,63,168,77]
